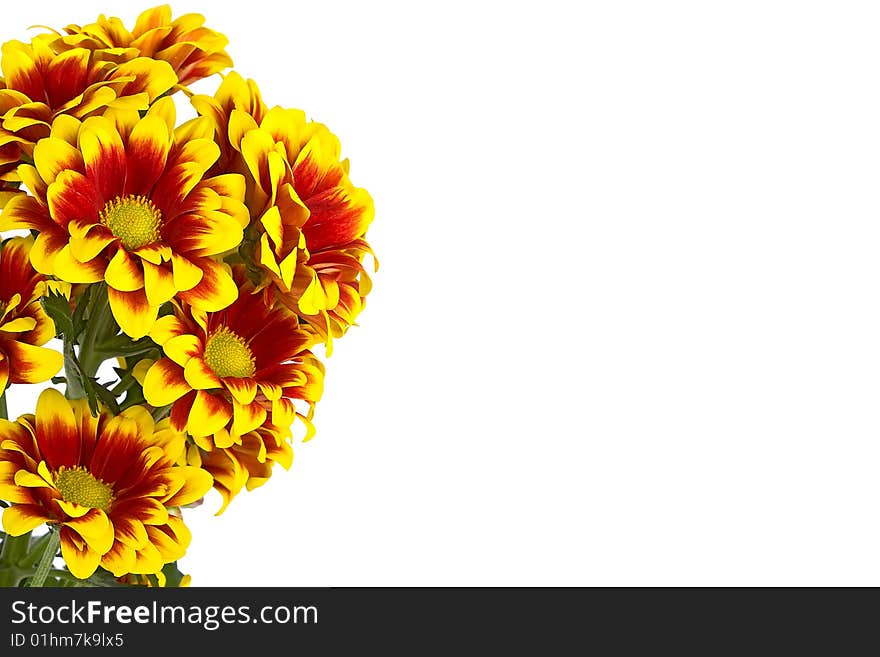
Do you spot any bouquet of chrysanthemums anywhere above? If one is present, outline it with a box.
[0,5,375,587]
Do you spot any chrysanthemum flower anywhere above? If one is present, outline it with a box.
[0,36,177,184]
[0,236,63,394]
[192,73,375,343]
[141,271,324,446]
[49,4,233,87]
[0,98,248,338]
[0,389,212,579]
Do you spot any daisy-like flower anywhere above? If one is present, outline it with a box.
[140,270,324,447]
[0,236,63,394]
[0,36,177,184]
[0,389,212,579]
[0,98,248,339]
[49,4,233,87]
[192,73,375,344]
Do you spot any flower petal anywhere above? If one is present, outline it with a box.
[231,400,266,437]
[177,257,237,312]
[69,228,115,263]
[171,253,203,291]
[143,359,190,406]
[53,245,106,283]
[187,390,232,437]
[34,388,80,469]
[1,504,51,535]
[79,116,126,201]
[142,261,176,306]
[5,341,63,385]
[149,314,189,346]
[100,540,136,577]
[124,114,172,195]
[183,358,222,390]
[105,248,145,291]
[162,467,213,507]
[163,334,202,367]
[60,526,102,579]
[107,286,157,339]
[34,137,85,185]
[224,377,257,405]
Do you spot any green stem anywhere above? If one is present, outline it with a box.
[63,339,85,399]
[28,530,60,588]
[0,391,7,419]
[78,285,115,378]
[0,532,33,587]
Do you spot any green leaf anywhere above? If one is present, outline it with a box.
[91,381,120,415]
[70,283,93,341]
[40,290,75,339]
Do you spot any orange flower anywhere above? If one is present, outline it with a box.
[0,99,247,338]
[0,237,63,394]
[0,390,212,579]
[50,4,233,87]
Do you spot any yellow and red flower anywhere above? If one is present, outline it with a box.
[141,270,324,447]
[49,4,233,87]
[0,36,177,184]
[191,73,375,344]
[0,236,63,394]
[0,389,212,579]
[0,98,248,339]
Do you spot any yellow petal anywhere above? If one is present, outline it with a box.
[2,504,50,535]
[142,261,176,306]
[0,316,37,332]
[143,359,190,406]
[187,390,232,437]
[163,334,201,367]
[5,341,64,385]
[55,499,91,518]
[171,253,203,291]
[53,245,106,283]
[149,314,189,346]
[64,509,114,554]
[60,529,102,579]
[163,467,213,507]
[105,248,145,291]
[183,358,222,390]
[107,287,157,340]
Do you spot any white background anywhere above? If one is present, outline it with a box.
[2,1,880,585]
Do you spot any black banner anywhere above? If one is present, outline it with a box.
[0,586,870,651]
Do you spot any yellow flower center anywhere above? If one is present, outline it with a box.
[99,195,163,250]
[203,327,257,378]
[54,466,114,512]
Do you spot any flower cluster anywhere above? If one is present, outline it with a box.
[0,5,374,586]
